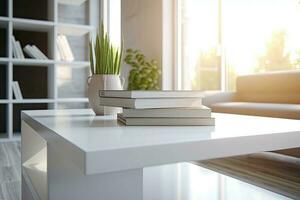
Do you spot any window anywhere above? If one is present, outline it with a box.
[179,0,300,91]
[101,0,121,47]
[108,0,121,46]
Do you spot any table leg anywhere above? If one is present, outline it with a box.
[48,145,143,200]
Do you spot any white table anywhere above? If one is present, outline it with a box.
[21,109,300,200]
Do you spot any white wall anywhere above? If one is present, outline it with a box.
[121,0,174,89]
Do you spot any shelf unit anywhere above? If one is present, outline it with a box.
[0,0,99,140]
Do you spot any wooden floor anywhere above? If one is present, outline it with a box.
[196,152,300,200]
[0,142,21,200]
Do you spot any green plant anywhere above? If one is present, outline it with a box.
[124,49,161,90]
[89,23,123,75]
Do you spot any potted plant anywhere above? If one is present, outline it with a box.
[88,24,124,115]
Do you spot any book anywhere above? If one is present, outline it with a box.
[61,35,74,61]
[118,114,215,126]
[23,45,37,59]
[57,35,74,61]
[12,81,23,99]
[29,45,41,59]
[99,90,204,99]
[56,37,66,60]
[11,36,18,58]
[122,106,211,118]
[99,97,202,109]
[15,41,25,59]
[31,45,48,59]
[12,82,18,99]
[15,81,23,99]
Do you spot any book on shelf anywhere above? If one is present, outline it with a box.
[99,90,204,98]
[23,45,48,60]
[30,45,43,59]
[12,36,18,58]
[57,35,74,61]
[117,114,215,126]
[16,41,25,59]
[23,45,36,59]
[99,97,203,109]
[12,81,23,100]
[122,106,211,118]
[31,45,48,59]
[12,36,25,59]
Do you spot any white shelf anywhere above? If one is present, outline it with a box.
[58,0,87,6]
[0,16,9,22]
[57,23,94,36]
[0,57,9,63]
[0,100,9,104]
[0,0,98,141]
[7,58,89,67]
[12,18,54,32]
[12,18,95,34]
[57,98,88,103]
[11,58,54,66]
[56,60,90,67]
[12,99,55,104]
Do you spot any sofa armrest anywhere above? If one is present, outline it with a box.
[202,91,237,107]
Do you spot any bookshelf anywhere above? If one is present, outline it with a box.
[0,0,99,140]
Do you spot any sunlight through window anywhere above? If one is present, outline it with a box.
[180,0,300,91]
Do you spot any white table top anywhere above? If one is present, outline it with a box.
[22,109,300,175]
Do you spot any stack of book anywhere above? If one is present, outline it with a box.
[56,35,74,61]
[99,90,214,126]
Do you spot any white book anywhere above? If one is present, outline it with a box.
[32,45,48,59]
[12,82,19,99]
[122,106,211,118]
[57,36,68,60]
[56,48,61,60]
[57,35,74,61]
[99,90,204,99]
[100,97,202,109]
[61,35,74,61]
[118,114,215,126]
[14,81,23,99]
[11,36,18,58]
[23,45,37,59]
[29,45,42,59]
[15,41,25,59]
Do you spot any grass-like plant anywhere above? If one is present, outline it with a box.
[89,24,123,75]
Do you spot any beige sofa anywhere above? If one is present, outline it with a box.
[203,70,300,158]
[203,70,300,119]
[197,71,300,198]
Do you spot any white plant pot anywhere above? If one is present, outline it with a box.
[87,74,124,115]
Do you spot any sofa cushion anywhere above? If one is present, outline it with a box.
[236,93,300,104]
[236,71,300,104]
[211,102,300,119]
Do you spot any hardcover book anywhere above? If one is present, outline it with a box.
[118,114,215,126]
[122,106,211,118]
[99,90,204,99]
[100,97,202,109]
